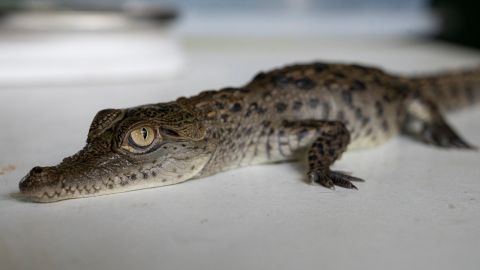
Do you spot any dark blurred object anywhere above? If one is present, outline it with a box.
[0,0,178,26]
[432,0,480,48]
[126,3,178,25]
[0,0,24,18]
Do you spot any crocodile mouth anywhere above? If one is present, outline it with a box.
[20,185,115,203]
[19,168,111,202]
[19,172,187,202]
[20,183,106,202]
[19,173,142,202]
[18,161,196,202]
[18,159,138,202]
[18,145,140,202]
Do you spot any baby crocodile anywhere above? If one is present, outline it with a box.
[19,62,479,202]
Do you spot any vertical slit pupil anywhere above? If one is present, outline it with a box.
[141,128,148,140]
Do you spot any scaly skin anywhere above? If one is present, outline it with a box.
[19,62,480,202]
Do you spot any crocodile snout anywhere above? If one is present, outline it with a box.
[19,166,60,194]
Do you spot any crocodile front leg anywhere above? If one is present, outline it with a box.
[282,120,364,189]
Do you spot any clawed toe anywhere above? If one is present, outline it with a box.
[308,170,364,190]
[330,171,365,182]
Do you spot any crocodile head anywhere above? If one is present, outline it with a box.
[19,102,214,202]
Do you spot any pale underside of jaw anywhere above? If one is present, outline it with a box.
[23,176,189,203]
[23,161,210,202]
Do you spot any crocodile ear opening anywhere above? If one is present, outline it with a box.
[87,109,124,143]
[182,121,206,141]
[155,102,206,141]
[160,121,206,141]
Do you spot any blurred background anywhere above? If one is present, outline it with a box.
[0,0,479,88]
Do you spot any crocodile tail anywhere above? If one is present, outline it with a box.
[408,66,480,112]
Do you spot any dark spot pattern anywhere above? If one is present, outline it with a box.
[350,80,367,91]
[253,72,266,80]
[325,79,336,88]
[266,143,272,159]
[333,71,346,79]
[355,108,363,120]
[322,103,331,118]
[271,74,290,87]
[392,83,409,95]
[293,101,303,111]
[297,128,309,142]
[245,102,258,117]
[465,84,475,104]
[383,93,395,103]
[361,117,370,127]
[372,74,383,85]
[337,111,345,121]
[382,120,389,132]
[269,127,275,135]
[230,103,242,112]
[275,102,288,113]
[375,101,384,116]
[365,127,373,136]
[295,78,316,90]
[308,98,319,108]
[342,90,353,106]
[352,64,373,73]
[313,63,328,73]
[256,107,268,114]
[221,114,229,122]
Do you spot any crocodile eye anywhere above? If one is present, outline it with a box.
[122,126,159,153]
[130,126,155,147]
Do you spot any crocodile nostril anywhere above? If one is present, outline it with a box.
[20,166,59,193]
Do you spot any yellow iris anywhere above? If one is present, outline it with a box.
[129,126,155,147]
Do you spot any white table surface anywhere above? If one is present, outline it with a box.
[1,35,480,270]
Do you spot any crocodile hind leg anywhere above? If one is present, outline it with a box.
[401,98,476,149]
[282,120,364,189]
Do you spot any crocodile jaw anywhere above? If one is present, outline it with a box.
[19,152,211,203]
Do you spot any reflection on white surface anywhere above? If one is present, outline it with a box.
[2,11,134,31]
[0,12,184,88]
